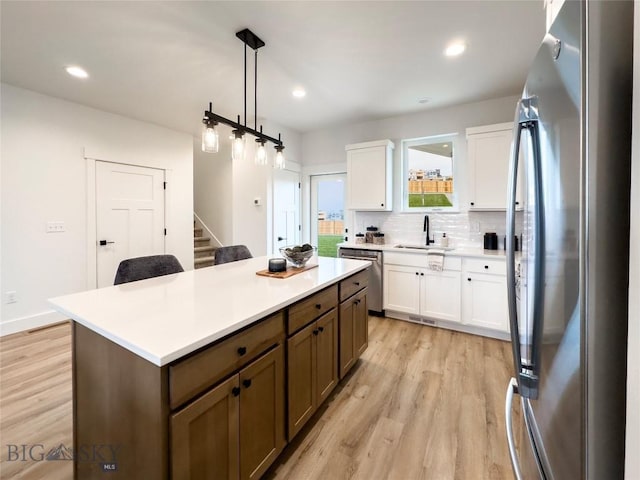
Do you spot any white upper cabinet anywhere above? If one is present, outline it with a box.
[466,122,523,211]
[346,140,394,211]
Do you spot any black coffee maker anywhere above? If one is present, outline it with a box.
[483,232,498,250]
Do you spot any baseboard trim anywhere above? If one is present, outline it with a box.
[0,311,68,337]
[384,310,511,341]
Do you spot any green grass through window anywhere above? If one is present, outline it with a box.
[318,235,344,258]
[408,193,453,208]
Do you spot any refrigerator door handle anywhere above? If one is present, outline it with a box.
[508,97,545,399]
[505,378,523,480]
[507,109,524,381]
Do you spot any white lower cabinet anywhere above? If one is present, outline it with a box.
[383,264,421,315]
[461,258,509,332]
[383,253,461,322]
[421,269,461,322]
[383,251,510,337]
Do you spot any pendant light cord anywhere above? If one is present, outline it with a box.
[255,50,258,131]
[244,42,247,127]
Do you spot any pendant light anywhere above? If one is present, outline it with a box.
[231,128,246,161]
[201,29,285,167]
[201,111,219,153]
[255,139,268,165]
[274,134,285,169]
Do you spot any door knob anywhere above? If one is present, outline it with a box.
[277,236,286,241]
[242,379,252,388]
[99,240,115,246]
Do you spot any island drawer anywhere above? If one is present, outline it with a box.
[288,285,338,335]
[463,258,506,275]
[339,269,369,302]
[169,311,285,409]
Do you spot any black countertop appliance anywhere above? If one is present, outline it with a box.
[484,232,498,250]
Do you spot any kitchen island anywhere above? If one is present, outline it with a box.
[49,255,370,479]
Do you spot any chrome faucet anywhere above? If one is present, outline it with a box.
[424,215,435,245]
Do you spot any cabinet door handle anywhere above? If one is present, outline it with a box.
[243,379,252,388]
[354,281,360,286]
[380,203,384,207]
[470,202,475,206]
[232,387,241,397]
[315,304,322,309]
[237,346,247,356]
[415,272,419,276]
[318,326,324,333]
[420,272,424,276]
[484,265,489,269]
[313,329,319,336]
[468,278,472,282]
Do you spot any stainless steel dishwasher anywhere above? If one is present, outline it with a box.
[338,247,383,315]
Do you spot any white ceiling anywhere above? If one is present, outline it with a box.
[0,1,545,137]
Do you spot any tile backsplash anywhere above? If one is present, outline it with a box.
[352,211,523,249]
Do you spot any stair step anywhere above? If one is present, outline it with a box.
[194,237,211,247]
[194,245,216,253]
[194,228,203,237]
[195,246,216,258]
[194,256,215,268]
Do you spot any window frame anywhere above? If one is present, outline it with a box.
[401,134,460,213]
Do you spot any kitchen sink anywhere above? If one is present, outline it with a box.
[393,244,456,251]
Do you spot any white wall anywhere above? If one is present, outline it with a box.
[193,118,302,257]
[625,2,640,477]
[0,84,193,335]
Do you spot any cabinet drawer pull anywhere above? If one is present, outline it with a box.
[315,303,322,309]
[354,281,360,286]
[380,203,384,207]
[415,272,419,276]
[470,202,475,206]
[318,326,324,333]
[232,387,240,397]
[242,379,252,388]
[237,346,247,356]
[420,272,424,276]
[313,329,319,336]
[484,265,489,269]
[468,278,472,282]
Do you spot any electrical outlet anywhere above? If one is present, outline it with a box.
[46,221,65,233]
[5,291,17,304]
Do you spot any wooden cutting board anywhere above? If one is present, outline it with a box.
[256,263,318,279]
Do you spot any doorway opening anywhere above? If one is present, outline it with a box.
[310,174,346,258]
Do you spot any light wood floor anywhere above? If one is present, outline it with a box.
[0,317,517,479]
[0,322,72,480]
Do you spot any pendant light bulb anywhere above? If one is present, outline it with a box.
[232,130,246,161]
[201,121,219,153]
[255,139,268,166]
[274,145,285,170]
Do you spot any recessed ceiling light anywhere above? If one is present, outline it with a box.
[445,42,466,57]
[418,97,430,104]
[65,66,89,79]
[443,144,449,148]
[292,88,306,98]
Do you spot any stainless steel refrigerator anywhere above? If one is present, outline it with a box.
[504,1,633,479]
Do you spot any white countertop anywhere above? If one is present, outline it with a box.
[337,242,512,259]
[49,256,369,367]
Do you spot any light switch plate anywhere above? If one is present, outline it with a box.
[46,221,65,233]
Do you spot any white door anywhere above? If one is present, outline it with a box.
[273,169,300,253]
[310,174,346,258]
[96,161,165,287]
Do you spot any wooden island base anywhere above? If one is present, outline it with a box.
[72,268,369,479]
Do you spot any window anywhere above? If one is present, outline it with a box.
[402,135,458,211]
